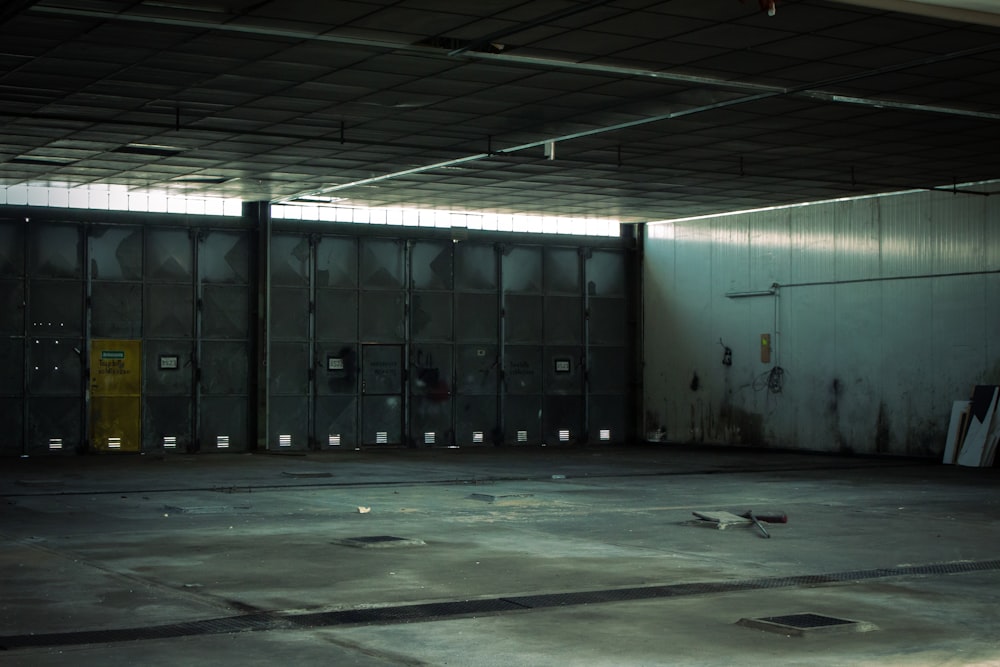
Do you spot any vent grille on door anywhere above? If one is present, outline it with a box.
[424,432,436,445]
[279,434,292,448]
[164,436,177,449]
[217,435,230,449]
[48,438,63,451]
[473,431,484,443]
[329,434,341,447]
[108,437,122,449]
[600,429,611,441]
[558,430,570,442]
[376,432,388,444]
[517,430,528,443]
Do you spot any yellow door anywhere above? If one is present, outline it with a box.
[90,339,142,452]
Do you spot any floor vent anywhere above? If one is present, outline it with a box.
[738,613,878,636]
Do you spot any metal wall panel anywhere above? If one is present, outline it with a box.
[544,346,583,395]
[315,396,357,448]
[412,241,452,290]
[270,234,310,287]
[144,284,192,338]
[504,295,543,343]
[410,396,452,446]
[363,344,402,395]
[91,282,142,338]
[544,395,583,444]
[143,339,192,394]
[316,237,358,288]
[270,287,310,340]
[456,344,498,395]
[0,280,23,334]
[360,291,404,342]
[455,293,496,341]
[145,229,193,281]
[544,296,582,344]
[589,347,627,394]
[144,227,194,454]
[586,250,626,296]
[27,337,82,395]
[544,247,580,294]
[589,395,626,444]
[27,397,80,455]
[142,396,191,451]
[202,285,250,338]
[588,298,626,345]
[505,346,543,395]
[270,341,309,395]
[502,246,542,294]
[199,396,248,452]
[411,292,452,341]
[362,396,402,445]
[29,223,81,278]
[455,243,496,291]
[200,232,249,284]
[316,343,358,395]
[89,227,142,280]
[0,341,23,396]
[0,220,24,276]
[644,187,999,457]
[0,398,23,455]
[877,195,934,279]
[504,395,541,445]
[201,341,248,394]
[269,395,309,451]
[29,281,82,335]
[316,290,358,340]
[360,239,404,289]
[455,396,496,446]
[931,193,987,274]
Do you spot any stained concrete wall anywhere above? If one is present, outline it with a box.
[643,188,1000,457]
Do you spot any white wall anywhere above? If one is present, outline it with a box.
[643,189,1000,456]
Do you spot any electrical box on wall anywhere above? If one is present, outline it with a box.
[760,334,771,363]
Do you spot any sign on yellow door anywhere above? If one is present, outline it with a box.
[90,339,141,452]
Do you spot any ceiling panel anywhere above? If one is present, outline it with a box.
[1,0,999,222]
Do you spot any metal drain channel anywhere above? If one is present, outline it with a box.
[3,558,999,650]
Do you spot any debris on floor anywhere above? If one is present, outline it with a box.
[691,510,787,538]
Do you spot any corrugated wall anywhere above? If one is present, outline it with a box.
[644,189,1000,457]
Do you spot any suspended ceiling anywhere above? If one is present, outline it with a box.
[3,0,1000,223]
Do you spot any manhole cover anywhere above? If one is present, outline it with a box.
[333,536,425,549]
[738,613,877,637]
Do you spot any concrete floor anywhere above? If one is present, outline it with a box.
[1,444,999,666]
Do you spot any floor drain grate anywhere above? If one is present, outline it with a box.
[333,535,426,549]
[738,613,877,636]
